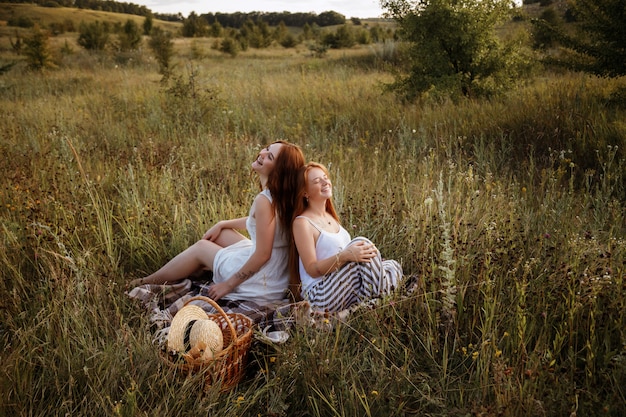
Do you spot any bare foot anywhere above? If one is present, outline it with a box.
[129,278,145,287]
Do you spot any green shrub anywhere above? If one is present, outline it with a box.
[148,27,174,78]
[117,19,142,52]
[8,15,35,28]
[23,26,55,71]
[219,36,239,57]
[78,20,109,51]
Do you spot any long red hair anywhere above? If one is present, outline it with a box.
[263,140,305,239]
[288,162,340,300]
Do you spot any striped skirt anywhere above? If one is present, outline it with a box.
[303,237,403,312]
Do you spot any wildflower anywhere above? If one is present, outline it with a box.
[270,357,276,363]
[371,390,379,396]
[495,349,502,358]
[472,351,479,360]
[424,197,433,208]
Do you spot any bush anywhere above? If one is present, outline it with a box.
[23,26,55,71]
[8,15,35,28]
[148,27,174,78]
[219,36,239,57]
[280,33,298,48]
[78,21,109,51]
[117,19,142,52]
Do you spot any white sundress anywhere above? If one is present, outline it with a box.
[212,189,289,302]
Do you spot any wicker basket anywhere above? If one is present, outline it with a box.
[162,296,253,392]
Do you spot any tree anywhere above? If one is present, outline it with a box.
[317,11,346,26]
[322,24,356,49]
[381,0,529,100]
[149,27,174,79]
[77,20,109,51]
[143,15,153,35]
[531,7,562,49]
[118,19,142,51]
[23,25,54,71]
[182,12,209,37]
[532,0,626,77]
[210,21,223,37]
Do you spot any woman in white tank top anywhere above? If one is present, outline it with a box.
[289,162,403,312]
[129,141,305,303]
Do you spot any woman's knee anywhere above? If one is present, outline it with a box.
[190,239,220,253]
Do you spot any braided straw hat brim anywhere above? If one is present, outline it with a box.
[189,319,224,361]
[167,304,209,352]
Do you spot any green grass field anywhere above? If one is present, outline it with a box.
[0,4,625,416]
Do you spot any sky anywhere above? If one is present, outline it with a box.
[131,0,386,19]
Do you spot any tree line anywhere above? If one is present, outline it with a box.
[3,0,152,18]
[8,0,624,102]
[3,0,349,27]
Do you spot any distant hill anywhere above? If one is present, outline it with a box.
[0,3,182,35]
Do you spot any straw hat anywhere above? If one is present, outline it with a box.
[188,319,224,360]
[167,305,210,352]
[167,304,224,360]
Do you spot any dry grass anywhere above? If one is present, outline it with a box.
[0,8,625,416]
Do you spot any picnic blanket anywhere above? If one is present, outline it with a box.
[127,274,420,346]
[126,277,307,345]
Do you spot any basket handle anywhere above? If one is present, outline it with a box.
[183,296,238,343]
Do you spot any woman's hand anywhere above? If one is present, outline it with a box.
[202,222,222,241]
[207,280,235,301]
[342,241,378,263]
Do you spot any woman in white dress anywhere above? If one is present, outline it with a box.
[129,140,305,302]
[289,162,403,312]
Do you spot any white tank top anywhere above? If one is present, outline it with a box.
[297,216,351,292]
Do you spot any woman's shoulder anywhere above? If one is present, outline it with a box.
[250,190,273,217]
[257,188,273,202]
[294,214,315,224]
[294,215,323,233]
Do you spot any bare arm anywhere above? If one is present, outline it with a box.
[293,218,377,278]
[208,194,276,300]
[202,217,248,241]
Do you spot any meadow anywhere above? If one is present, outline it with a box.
[1,13,625,416]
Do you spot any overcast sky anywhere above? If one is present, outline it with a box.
[132,0,386,19]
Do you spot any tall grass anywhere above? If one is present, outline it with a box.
[1,41,624,416]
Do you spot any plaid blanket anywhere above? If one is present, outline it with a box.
[126,278,307,345]
[127,274,419,346]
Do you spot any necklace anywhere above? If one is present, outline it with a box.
[316,216,332,228]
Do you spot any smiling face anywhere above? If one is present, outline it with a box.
[252,142,283,177]
[304,166,332,202]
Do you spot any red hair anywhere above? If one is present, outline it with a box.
[264,140,305,239]
[288,162,340,300]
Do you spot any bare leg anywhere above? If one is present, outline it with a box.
[212,228,247,248]
[131,239,223,286]
[188,229,247,277]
